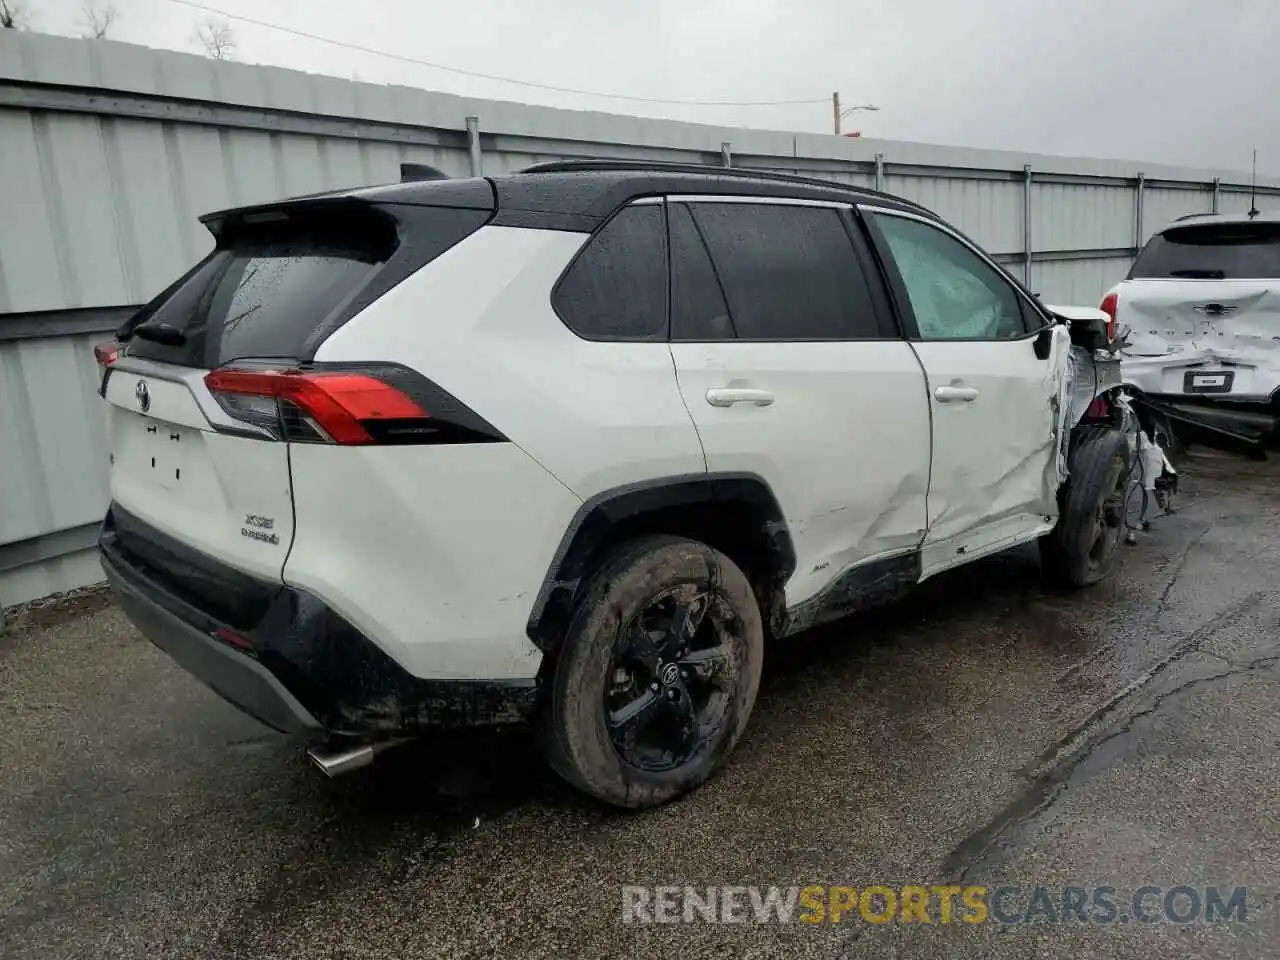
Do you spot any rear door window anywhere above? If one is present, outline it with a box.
[552,204,668,340]
[674,202,881,340]
[1130,222,1280,279]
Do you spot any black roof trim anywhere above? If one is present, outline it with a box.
[486,163,933,233]
[519,159,934,215]
[197,162,933,238]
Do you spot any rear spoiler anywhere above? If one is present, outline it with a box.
[400,162,449,182]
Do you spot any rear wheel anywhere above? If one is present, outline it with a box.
[1041,427,1131,587]
[544,535,764,809]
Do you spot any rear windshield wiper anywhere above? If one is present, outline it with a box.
[1169,268,1226,279]
[130,321,187,346]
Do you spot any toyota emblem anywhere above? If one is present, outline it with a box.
[135,379,151,413]
[661,663,680,686]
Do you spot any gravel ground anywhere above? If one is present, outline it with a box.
[2,450,1278,959]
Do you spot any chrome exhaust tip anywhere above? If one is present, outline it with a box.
[307,739,407,777]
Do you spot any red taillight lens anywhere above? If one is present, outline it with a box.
[94,341,119,368]
[205,368,427,445]
[1099,292,1119,342]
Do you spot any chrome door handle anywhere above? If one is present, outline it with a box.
[933,385,979,403]
[705,387,775,408]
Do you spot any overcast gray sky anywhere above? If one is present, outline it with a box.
[26,0,1279,173]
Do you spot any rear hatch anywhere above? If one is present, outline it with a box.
[1116,219,1280,396]
[101,190,493,591]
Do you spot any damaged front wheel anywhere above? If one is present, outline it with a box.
[1041,426,1131,587]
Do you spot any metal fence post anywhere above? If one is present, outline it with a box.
[721,141,732,168]
[874,153,885,192]
[1023,163,1033,285]
[1212,177,1221,214]
[465,116,482,177]
[1135,171,1146,250]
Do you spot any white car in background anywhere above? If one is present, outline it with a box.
[1111,211,1280,445]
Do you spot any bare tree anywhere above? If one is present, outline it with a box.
[80,1,119,39]
[194,19,236,60]
[1,0,28,30]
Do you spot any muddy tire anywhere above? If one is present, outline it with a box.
[543,535,764,809]
[1041,426,1131,587]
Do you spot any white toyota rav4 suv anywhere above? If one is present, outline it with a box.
[97,160,1143,808]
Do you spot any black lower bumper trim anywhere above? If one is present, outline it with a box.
[100,505,540,739]
[103,550,323,736]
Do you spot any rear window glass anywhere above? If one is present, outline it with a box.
[122,203,487,368]
[1130,222,1280,279]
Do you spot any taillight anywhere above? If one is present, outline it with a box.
[203,364,505,446]
[1099,292,1119,342]
[94,341,120,368]
[94,341,119,397]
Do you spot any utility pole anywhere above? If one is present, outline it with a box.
[832,94,881,136]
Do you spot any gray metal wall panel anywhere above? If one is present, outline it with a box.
[1030,257,1135,304]
[0,332,110,547]
[1217,189,1268,216]
[1032,182,1133,252]
[0,546,104,610]
[0,111,68,313]
[1142,186,1214,240]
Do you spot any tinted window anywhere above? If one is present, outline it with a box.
[683,203,881,340]
[553,205,667,340]
[873,214,1027,340]
[126,242,382,367]
[123,204,487,368]
[1130,222,1280,279]
[670,203,735,340]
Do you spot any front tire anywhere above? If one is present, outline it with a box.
[544,535,764,809]
[1041,426,1131,587]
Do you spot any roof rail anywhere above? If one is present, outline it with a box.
[518,159,933,216]
[1172,212,1213,222]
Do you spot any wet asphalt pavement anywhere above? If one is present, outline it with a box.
[3,451,1280,959]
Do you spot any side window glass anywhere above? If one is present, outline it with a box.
[686,203,881,340]
[552,204,667,340]
[872,214,1027,340]
[670,203,735,341]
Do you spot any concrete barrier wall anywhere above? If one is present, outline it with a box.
[3,30,1277,606]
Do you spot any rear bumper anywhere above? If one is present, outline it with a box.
[100,505,540,739]
[103,549,324,736]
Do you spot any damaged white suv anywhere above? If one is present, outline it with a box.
[96,160,1154,809]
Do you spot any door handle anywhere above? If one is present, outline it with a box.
[933,385,979,403]
[705,387,775,408]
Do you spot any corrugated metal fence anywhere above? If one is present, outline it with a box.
[3,30,1279,607]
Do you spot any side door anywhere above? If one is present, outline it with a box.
[861,205,1065,579]
[667,196,932,608]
